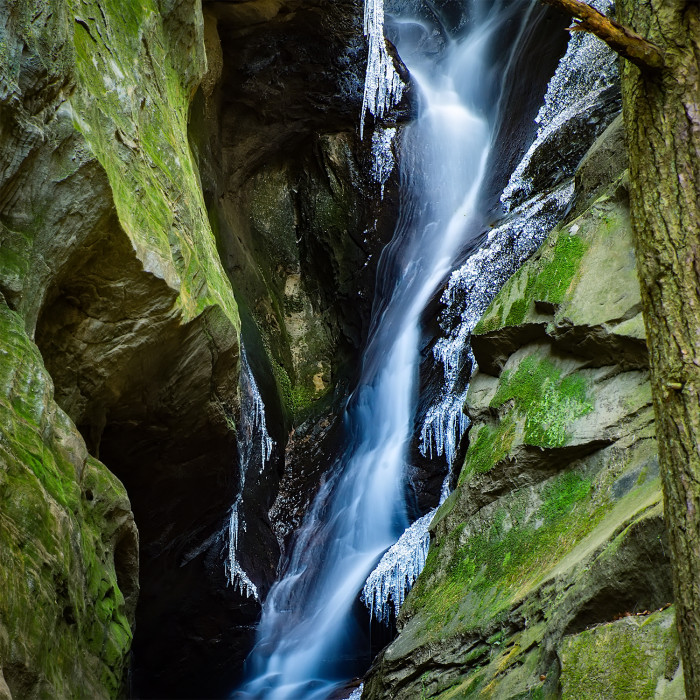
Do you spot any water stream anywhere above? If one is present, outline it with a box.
[236,2,542,697]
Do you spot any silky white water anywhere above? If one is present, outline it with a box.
[362,0,617,626]
[236,3,524,698]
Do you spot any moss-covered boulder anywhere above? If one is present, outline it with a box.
[559,606,683,699]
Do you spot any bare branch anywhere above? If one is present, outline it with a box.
[541,0,665,70]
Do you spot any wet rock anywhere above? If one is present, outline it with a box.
[559,606,684,698]
[473,176,646,376]
[573,113,628,214]
[193,1,400,413]
[269,409,344,557]
[1,0,248,695]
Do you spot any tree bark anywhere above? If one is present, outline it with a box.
[539,1,700,695]
[615,2,700,697]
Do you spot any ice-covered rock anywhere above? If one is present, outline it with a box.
[224,347,275,599]
[501,0,617,210]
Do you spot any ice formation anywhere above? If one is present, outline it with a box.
[419,182,575,476]
[371,126,397,197]
[363,2,617,625]
[360,0,404,138]
[501,0,617,210]
[224,347,275,599]
[361,510,434,625]
[346,684,364,700]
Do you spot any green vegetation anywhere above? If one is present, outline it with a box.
[490,355,592,448]
[560,607,681,699]
[473,231,587,333]
[0,302,134,697]
[458,419,516,484]
[407,469,599,631]
[68,0,239,332]
[532,233,586,306]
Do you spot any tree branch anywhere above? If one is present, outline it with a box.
[541,0,665,70]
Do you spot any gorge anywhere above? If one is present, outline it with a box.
[0,0,687,699]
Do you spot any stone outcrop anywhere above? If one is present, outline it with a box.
[363,118,682,698]
[0,301,138,699]
[188,0,405,603]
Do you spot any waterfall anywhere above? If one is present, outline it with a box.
[224,346,274,600]
[361,0,618,627]
[236,4,529,698]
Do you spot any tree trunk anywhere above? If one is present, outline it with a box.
[616,1,700,696]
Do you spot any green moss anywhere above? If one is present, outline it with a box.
[68,0,239,333]
[560,607,681,699]
[504,298,530,327]
[473,298,507,334]
[459,419,516,484]
[473,231,587,336]
[0,302,134,697]
[291,384,322,413]
[490,355,592,448]
[407,469,599,633]
[271,358,294,416]
[531,233,586,305]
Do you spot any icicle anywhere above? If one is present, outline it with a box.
[225,500,259,599]
[240,348,274,472]
[224,346,275,600]
[360,0,404,139]
[419,0,617,478]
[361,26,607,617]
[371,126,397,198]
[361,510,434,624]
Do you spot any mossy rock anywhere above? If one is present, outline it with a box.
[68,0,239,332]
[472,181,646,376]
[560,607,684,699]
[364,170,665,700]
[0,301,137,698]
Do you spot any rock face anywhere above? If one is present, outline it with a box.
[189,0,404,601]
[0,301,138,699]
[363,120,683,698]
[1,0,395,696]
[0,0,244,696]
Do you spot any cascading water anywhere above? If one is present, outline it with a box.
[236,2,545,698]
[361,0,618,627]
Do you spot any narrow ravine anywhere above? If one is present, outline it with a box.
[235,2,539,698]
